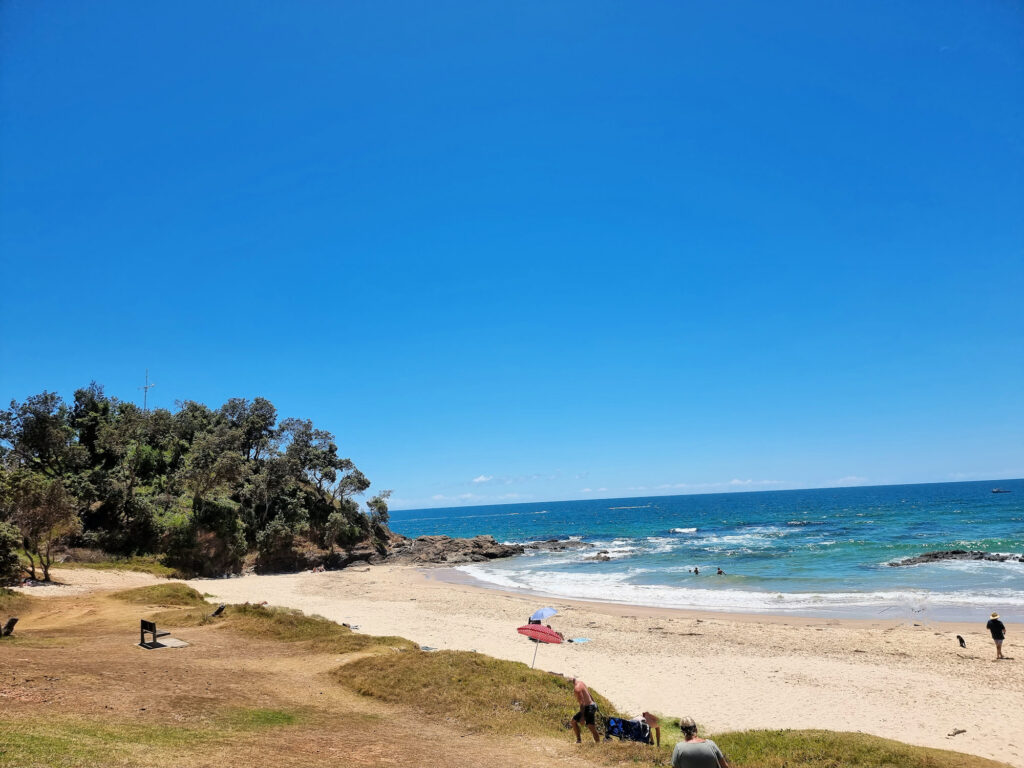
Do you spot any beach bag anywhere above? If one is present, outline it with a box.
[604,717,651,744]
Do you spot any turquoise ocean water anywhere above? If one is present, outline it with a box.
[388,480,1024,621]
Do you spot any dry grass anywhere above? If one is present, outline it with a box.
[220,603,416,653]
[0,587,33,615]
[332,648,621,738]
[715,729,1011,768]
[111,583,208,606]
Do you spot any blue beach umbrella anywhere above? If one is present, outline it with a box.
[530,607,557,622]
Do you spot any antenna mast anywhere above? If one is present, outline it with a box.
[139,369,156,412]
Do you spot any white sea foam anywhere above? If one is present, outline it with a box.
[671,527,697,533]
[645,536,679,554]
[456,564,1024,613]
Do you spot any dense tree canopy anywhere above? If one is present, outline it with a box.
[0,384,390,577]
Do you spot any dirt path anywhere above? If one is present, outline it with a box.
[0,586,602,768]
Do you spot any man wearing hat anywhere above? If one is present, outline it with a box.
[986,612,1006,660]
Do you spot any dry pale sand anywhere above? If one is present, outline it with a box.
[33,566,1022,766]
[13,567,165,596]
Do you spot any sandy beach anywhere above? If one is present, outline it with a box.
[160,564,1022,767]
[21,565,1019,766]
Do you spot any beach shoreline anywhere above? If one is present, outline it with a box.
[424,565,984,630]
[432,563,1009,626]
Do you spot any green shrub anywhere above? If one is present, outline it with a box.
[255,516,301,572]
[0,521,22,585]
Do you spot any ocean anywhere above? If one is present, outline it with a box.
[388,480,1024,621]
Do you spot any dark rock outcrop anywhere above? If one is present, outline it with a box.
[384,534,524,565]
[889,550,1023,567]
[275,532,590,573]
[525,538,592,552]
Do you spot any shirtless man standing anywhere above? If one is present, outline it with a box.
[570,677,600,743]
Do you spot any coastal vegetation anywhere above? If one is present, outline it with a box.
[0,385,391,580]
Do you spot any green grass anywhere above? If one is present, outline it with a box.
[332,649,622,738]
[0,708,302,768]
[218,707,300,729]
[222,603,416,653]
[714,729,1011,768]
[56,555,179,579]
[111,583,207,606]
[0,718,211,767]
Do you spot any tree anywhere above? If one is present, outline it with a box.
[8,473,82,581]
[0,392,84,476]
[367,490,392,527]
[176,429,246,513]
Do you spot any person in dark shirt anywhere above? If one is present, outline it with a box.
[986,612,1006,660]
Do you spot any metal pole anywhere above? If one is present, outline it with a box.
[531,642,539,668]
[139,369,156,412]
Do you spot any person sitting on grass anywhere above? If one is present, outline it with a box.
[636,711,661,746]
[671,717,731,768]
[570,677,600,744]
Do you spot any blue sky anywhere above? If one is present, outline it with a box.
[1,1,1022,510]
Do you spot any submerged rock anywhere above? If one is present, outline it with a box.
[888,550,1023,567]
[524,538,593,552]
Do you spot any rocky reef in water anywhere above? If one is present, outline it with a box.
[312,534,592,570]
[888,550,1023,567]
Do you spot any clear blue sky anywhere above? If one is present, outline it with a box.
[1,1,1021,509]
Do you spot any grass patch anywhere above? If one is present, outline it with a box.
[715,730,1011,768]
[218,707,300,730]
[332,649,621,738]
[222,603,415,653]
[111,583,207,606]
[0,708,302,768]
[55,555,179,579]
[0,717,212,767]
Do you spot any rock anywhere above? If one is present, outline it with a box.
[888,550,1023,567]
[524,538,593,552]
[322,544,383,570]
[385,534,524,565]
[587,554,612,562]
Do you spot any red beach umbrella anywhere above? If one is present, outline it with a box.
[517,623,563,668]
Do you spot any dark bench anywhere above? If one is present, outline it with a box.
[1,617,16,637]
[140,619,171,647]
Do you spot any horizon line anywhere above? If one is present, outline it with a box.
[389,476,1023,513]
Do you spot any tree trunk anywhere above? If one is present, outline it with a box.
[41,539,52,581]
[23,549,36,580]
